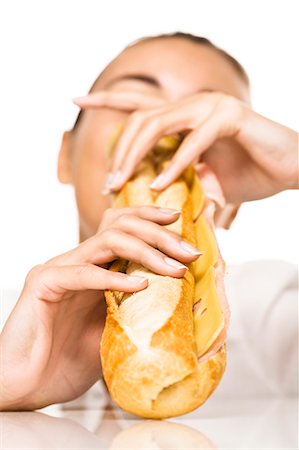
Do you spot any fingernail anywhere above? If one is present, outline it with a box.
[164,257,188,270]
[127,276,148,284]
[72,95,93,105]
[101,172,114,195]
[150,173,166,190]
[158,207,180,216]
[72,96,88,104]
[180,241,203,256]
[109,170,125,190]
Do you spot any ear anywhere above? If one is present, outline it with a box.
[57,131,73,184]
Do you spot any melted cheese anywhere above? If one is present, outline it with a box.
[193,268,224,357]
[191,214,218,281]
[190,174,205,220]
[191,174,224,358]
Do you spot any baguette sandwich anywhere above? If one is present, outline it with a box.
[100,131,230,419]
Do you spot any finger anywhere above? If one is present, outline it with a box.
[193,162,226,207]
[103,214,202,263]
[108,94,220,187]
[73,91,166,111]
[214,203,241,229]
[109,111,152,173]
[149,118,222,191]
[98,205,181,232]
[109,105,172,174]
[31,264,149,302]
[82,230,190,277]
[47,206,182,267]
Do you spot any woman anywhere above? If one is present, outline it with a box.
[1,32,297,410]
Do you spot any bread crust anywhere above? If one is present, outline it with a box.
[100,150,226,419]
[101,265,226,418]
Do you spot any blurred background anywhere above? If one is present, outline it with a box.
[0,0,298,290]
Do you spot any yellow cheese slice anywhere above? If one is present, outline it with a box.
[193,267,224,357]
[191,215,218,281]
[190,174,205,220]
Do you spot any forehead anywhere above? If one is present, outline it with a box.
[96,38,250,102]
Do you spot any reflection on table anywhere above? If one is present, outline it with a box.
[1,385,297,449]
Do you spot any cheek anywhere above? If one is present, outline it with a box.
[70,109,128,238]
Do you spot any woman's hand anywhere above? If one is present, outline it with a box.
[0,206,201,411]
[75,91,298,203]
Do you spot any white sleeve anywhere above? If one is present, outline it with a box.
[217,260,298,396]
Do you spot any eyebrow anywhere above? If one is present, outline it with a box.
[105,74,215,96]
[105,74,162,88]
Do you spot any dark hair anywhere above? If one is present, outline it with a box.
[72,32,249,130]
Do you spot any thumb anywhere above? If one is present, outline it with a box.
[27,264,148,302]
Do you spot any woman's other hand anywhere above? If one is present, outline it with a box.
[75,91,298,204]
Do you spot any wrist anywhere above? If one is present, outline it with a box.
[0,368,49,411]
[0,390,51,411]
[240,108,299,191]
[282,129,299,190]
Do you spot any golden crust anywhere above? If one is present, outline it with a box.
[101,266,226,418]
[149,346,226,419]
[99,147,226,419]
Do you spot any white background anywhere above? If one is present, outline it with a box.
[0,0,298,290]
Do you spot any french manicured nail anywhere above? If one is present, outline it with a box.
[72,96,88,104]
[180,241,203,256]
[158,207,180,216]
[109,170,125,189]
[164,257,188,270]
[150,173,166,189]
[101,172,114,195]
[72,95,93,105]
[127,276,148,284]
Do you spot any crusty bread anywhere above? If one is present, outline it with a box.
[100,137,227,419]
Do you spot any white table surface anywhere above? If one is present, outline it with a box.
[1,390,297,450]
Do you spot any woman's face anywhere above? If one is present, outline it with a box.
[58,37,250,241]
